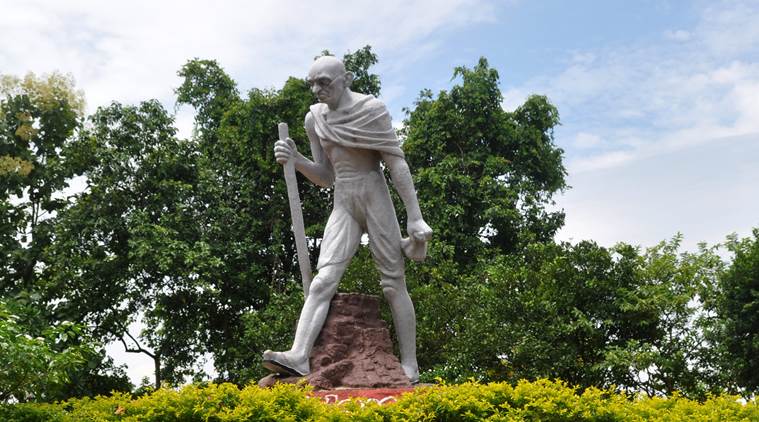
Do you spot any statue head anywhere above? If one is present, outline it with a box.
[307,56,354,109]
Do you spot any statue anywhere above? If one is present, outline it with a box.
[262,56,432,383]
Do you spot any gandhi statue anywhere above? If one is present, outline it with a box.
[263,56,432,383]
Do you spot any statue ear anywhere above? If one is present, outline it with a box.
[344,71,354,88]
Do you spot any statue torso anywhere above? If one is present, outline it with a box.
[317,95,383,181]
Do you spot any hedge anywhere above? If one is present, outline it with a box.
[1,379,756,421]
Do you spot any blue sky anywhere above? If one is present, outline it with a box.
[3,0,758,385]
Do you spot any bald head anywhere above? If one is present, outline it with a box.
[310,56,346,77]
[307,55,354,109]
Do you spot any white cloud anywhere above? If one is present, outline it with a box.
[556,133,759,250]
[488,1,759,252]
[700,0,759,57]
[572,132,603,149]
[504,0,759,174]
[664,29,692,42]
[0,0,494,115]
[501,87,528,112]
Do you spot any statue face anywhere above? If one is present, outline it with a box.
[307,58,347,108]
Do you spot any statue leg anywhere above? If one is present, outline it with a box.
[263,263,348,376]
[290,263,347,358]
[264,205,360,376]
[365,177,419,382]
[380,275,419,383]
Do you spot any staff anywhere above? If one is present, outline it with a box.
[278,122,312,297]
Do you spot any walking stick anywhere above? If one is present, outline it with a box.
[278,122,312,298]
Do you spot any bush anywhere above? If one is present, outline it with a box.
[0,379,755,421]
[0,300,93,403]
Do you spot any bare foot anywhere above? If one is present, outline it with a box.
[402,362,419,384]
[262,350,310,376]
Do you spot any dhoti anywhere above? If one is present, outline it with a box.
[316,169,404,280]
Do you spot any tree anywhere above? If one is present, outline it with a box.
[341,45,381,97]
[44,351,133,402]
[393,58,567,382]
[411,236,724,398]
[600,238,724,398]
[39,47,385,389]
[172,51,571,384]
[401,58,566,265]
[45,100,205,387]
[0,72,84,295]
[0,73,131,400]
[712,229,759,395]
[174,60,313,382]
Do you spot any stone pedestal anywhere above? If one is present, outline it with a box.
[259,293,411,390]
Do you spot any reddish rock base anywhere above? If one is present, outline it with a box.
[259,293,411,390]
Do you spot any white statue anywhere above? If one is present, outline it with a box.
[263,56,432,383]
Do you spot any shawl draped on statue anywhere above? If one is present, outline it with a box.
[309,95,404,158]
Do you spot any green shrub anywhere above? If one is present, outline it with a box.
[0,379,756,421]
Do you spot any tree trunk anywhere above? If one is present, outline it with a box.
[154,353,162,389]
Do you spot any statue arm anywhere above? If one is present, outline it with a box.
[296,113,334,187]
[382,152,432,241]
[276,113,334,188]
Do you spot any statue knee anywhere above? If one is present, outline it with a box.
[308,274,338,301]
[380,278,405,302]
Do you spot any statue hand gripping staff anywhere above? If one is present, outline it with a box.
[264,56,432,383]
[278,122,312,298]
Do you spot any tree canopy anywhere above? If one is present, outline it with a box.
[1,47,757,401]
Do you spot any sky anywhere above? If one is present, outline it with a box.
[2,0,758,386]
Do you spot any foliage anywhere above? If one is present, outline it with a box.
[600,239,725,398]
[0,300,92,403]
[341,45,382,97]
[175,60,316,383]
[401,58,566,264]
[37,47,382,389]
[0,72,128,401]
[709,229,759,395]
[44,99,205,387]
[44,351,133,403]
[1,379,756,421]
[1,72,84,295]
[8,50,756,400]
[413,237,727,399]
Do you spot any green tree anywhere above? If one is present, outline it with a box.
[175,60,312,383]
[0,73,130,400]
[341,45,382,97]
[712,229,759,395]
[0,72,84,295]
[600,238,724,398]
[44,351,133,402]
[46,100,205,388]
[45,51,347,386]
[395,58,567,382]
[401,58,566,264]
[413,236,724,398]
[196,52,570,384]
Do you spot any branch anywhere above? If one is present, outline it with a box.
[119,331,156,360]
